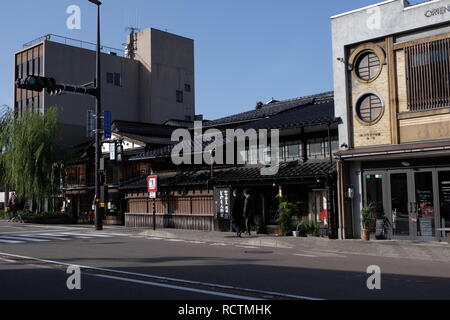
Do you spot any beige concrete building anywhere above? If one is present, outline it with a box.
[14,29,195,147]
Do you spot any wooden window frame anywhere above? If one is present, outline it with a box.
[354,92,385,126]
[404,37,450,111]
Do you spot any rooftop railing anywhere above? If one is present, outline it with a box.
[23,34,125,57]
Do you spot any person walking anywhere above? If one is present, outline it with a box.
[243,189,256,236]
[230,189,244,238]
[8,192,22,223]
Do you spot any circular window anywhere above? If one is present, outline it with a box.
[355,51,381,81]
[356,94,383,124]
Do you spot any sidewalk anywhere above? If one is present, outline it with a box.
[136,228,450,263]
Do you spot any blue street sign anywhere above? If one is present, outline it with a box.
[104,110,112,139]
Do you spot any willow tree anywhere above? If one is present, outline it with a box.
[0,107,63,211]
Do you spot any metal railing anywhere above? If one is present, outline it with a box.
[23,34,125,57]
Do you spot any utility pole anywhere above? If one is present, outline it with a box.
[89,0,103,231]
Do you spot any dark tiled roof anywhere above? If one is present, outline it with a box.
[118,132,172,145]
[240,100,337,131]
[202,91,334,128]
[130,92,336,161]
[215,161,336,183]
[120,170,213,189]
[112,120,176,138]
[120,161,336,190]
[163,119,194,128]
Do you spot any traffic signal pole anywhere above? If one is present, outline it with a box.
[15,0,105,231]
[93,0,103,231]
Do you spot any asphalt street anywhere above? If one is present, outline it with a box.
[1,222,450,300]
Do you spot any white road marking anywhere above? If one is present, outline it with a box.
[0,252,324,301]
[236,245,258,249]
[165,239,186,242]
[37,233,73,237]
[92,273,259,300]
[186,241,206,244]
[59,233,112,238]
[300,251,346,258]
[28,235,71,241]
[294,253,318,258]
[210,243,228,246]
[0,239,24,244]
[0,236,49,242]
[101,233,131,237]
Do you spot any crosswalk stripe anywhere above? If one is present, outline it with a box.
[37,233,91,240]
[59,232,112,238]
[0,238,24,244]
[102,233,130,237]
[29,235,71,241]
[0,235,50,242]
[294,253,318,258]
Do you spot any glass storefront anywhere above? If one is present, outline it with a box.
[390,173,410,237]
[363,168,450,241]
[415,172,435,238]
[438,171,450,239]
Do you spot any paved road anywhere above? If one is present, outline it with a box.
[1,222,450,300]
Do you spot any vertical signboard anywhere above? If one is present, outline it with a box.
[214,188,231,220]
[148,176,158,199]
[109,142,116,161]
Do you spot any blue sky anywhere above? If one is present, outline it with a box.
[0,0,378,120]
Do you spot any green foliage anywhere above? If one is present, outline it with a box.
[253,215,267,234]
[301,220,319,236]
[276,197,301,235]
[0,107,63,205]
[19,211,75,224]
[361,203,376,230]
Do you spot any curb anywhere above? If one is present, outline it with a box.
[137,230,294,249]
[136,229,450,262]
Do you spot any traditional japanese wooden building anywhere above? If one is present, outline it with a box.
[62,120,183,224]
[121,92,341,237]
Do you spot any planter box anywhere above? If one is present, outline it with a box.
[103,216,124,226]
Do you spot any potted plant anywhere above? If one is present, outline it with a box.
[303,220,319,237]
[293,222,304,237]
[361,204,376,241]
[276,198,299,236]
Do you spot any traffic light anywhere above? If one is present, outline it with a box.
[16,76,98,97]
[47,85,64,96]
[16,75,57,92]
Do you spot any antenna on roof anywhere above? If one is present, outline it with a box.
[124,26,140,60]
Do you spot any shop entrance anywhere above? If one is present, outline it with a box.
[363,168,450,241]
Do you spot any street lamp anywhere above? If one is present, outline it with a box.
[88,0,103,231]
